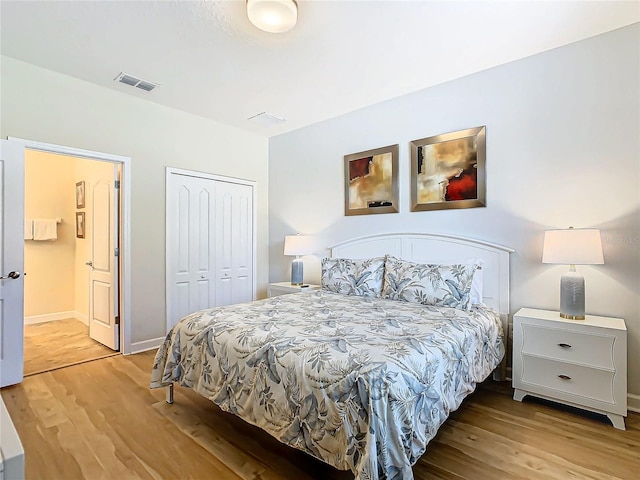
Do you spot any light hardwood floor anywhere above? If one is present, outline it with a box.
[24,318,118,376]
[2,351,638,480]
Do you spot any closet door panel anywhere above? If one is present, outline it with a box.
[215,181,253,307]
[167,170,255,333]
[167,174,215,330]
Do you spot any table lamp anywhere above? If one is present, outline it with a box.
[542,227,604,320]
[284,234,313,285]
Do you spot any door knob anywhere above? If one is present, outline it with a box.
[0,271,21,279]
[85,261,93,267]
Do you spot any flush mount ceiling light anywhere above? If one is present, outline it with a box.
[246,0,298,33]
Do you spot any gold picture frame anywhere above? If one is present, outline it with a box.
[75,181,85,209]
[344,144,399,216]
[410,126,486,212]
[76,212,85,239]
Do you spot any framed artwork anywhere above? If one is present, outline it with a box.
[344,144,399,216]
[410,126,486,212]
[75,181,85,209]
[76,212,85,239]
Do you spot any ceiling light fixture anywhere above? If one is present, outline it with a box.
[246,0,298,33]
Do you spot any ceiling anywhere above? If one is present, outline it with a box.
[1,1,638,137]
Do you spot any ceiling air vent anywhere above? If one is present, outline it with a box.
[247,112,286,127]
[114,72,160,92]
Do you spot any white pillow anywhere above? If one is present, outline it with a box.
[469,259,484,305]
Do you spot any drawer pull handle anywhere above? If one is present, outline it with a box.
[558,374,572,380]
[558,343,572,348]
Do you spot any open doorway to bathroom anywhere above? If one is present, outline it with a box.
[23,149,121,376]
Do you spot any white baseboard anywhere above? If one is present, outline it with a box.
[628,393,640,413]
[25,310,89,325]
[128,336,164,355]
[75,311,89,326]
[25,311,76,325]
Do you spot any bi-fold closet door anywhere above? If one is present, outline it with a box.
[166,170,255,332]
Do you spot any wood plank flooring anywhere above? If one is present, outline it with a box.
[2,351,638,480]
[24,318,118,376]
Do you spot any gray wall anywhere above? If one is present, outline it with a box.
[1,56,270,351]
[269,25,640,397]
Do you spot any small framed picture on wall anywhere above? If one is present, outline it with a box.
[76,212,85,239]
[75,181,85,209]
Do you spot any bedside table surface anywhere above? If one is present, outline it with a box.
[515,308,626,331]
[269,282,321,289]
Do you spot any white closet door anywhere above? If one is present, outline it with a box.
[167,174,216,330]
[214,181,253,307]
[167,171,255,331]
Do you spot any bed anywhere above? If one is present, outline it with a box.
[151,233,514,480]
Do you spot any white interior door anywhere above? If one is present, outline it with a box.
[215,181,253,307]
[88,167,119,350]
[166,170,255,331]
[0,140,25,388]
[167,173,216,330]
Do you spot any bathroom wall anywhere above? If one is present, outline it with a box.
[24,150,75,321]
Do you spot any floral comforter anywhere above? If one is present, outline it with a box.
[150,291,504,480]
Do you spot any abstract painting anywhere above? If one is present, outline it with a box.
[344,144,399,216]
[410,126,486,211]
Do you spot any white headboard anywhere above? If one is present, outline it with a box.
[330,232,514,313]
[330,232,514,380]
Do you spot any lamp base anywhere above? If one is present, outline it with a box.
[559,266,585,320]
[290,257,304,286]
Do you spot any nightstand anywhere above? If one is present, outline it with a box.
[513,308,627,430]
[267,282,321,298]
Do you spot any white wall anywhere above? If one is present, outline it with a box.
[1,56,269,349]
[269,25,640,396]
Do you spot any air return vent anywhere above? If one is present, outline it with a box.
[247,112,286,127]
[114,72,160,92]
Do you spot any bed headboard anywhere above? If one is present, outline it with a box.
[330,233,514,380]
[330,232,513,312]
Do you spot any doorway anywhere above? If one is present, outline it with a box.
[23,149,122,375]
[0,136,132,388]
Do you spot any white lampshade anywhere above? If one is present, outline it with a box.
[247,0,298,33]
[542,228,604,265]
[542,227,604,320]
[284,234,313,256]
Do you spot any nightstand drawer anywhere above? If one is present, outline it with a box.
[520,323,615,369]
[521,355,615,404]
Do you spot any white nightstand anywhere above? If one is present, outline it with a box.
[267,282,321,298]
[512,308,627,430]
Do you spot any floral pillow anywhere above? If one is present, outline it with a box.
[382,256,479,310]
[321,257,385,297]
